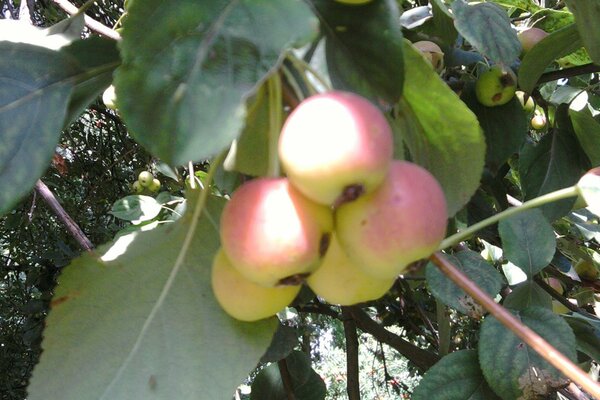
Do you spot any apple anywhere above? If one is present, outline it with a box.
[544,277,564,295]
[336,160,448,279]
[220,177,333,287]
[475,66,517,107]
[574,259,599,280]
[278,91,393,207]
[413,41,444,72]
[306,234,395,305]
[148,178,161,192]
[516,91,535,112]
[518,27,548,54]
[211,249,300,322]
[551,300,570,315]
[138,171,154,187]
[132,181,143,194]
[530,113,546,130]
[102,85,117,110]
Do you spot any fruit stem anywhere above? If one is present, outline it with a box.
[438,186,579,250]
[267,73,282,178]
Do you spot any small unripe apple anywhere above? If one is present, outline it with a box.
[138,171,154,187]
[413,41,444,72]
[211,249,300,322]
[306,234,395,305]
[148,178,161,192]
[475,66,517,107]
[544,277,564,295]
[518,27,548,54]
[336,161,448,279]
[279,91,393,206]
[530,113,546,130]
[132,181,143,194]
[551,300,570,315]
[516,91,535,112]
[220,178,333,287]
[574,259,599,280]
[102,85,118,110]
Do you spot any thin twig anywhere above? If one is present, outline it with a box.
[52,0,121,40]
[537,63,600,85]
[342,307,361,400]
[429,252,600,399]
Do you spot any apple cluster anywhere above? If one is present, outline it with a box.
[132,170,161,194]
[212,91,448,321]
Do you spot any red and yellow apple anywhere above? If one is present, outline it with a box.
[518,27,548,54]
[413,41,444,72]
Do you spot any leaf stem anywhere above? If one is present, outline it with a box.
[286,52,331,93]
[267,73,282,178]
[428,252,600,399]
[439,186,579,250]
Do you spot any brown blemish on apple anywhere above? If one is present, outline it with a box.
[51,295,70,307]
[500,73,515,88]
[319,232,331,257]
[278,273,310,286]
[333,184,366,209]
[492,92,503,102]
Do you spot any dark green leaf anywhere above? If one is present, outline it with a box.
[498,209,556,276]
[110,195,162,223]
[489,0,540,12]
[426,251,504,317]
[115,0,318,165]
[251,351,326,400]
[563,0,600,64]
[430,0,457,47]
[413,349,501,400]
[260,324,299,363]
[28,195,277,399]
[462,84,527,174]
[315,0,404,103]
[530,9,574,32]
[479,307,577,400]
[518,24,582,93]
[569,107,600,167]
[0,42,81,216]
[563,314,600,361]
[399,41,485,216]
[503,281,552,310]
[452,0,521,65]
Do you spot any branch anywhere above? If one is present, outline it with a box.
[347,307,439,372]
[34,180,94,252]
[52,0,121,40]
[537,63,600,85]
[341,307,361,400]
[429,252,600,399]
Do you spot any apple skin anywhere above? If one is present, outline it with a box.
[138,171,154,187]
[336,160,448,279]
[516,91,535,112]
[574,259,599,280]
[102,85,117,110]
[132,181,143,194]
[279,91,393,206]
[306,234,395,305]
[211,248,300,322]
[220,177,333,287]
[545,277,564,295]
[413,41,444,72]
[475,66,517,107]
[531,114,546,130]
[148,178,161,192]
[518,27,548,54]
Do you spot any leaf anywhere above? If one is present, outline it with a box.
[0,19,78,50]
[426,251,504,317]
[430,0,458,47]
[563,314,600,361]
[503,281,552,310]
[563,0,600,64]
[569,107,600,167]
[530,9,574,32]
[461,84,527,174]
[518,24,583,93]
[399,41,485,216]
[315,0,404,103]
[110,195,163,223]
[479,307,577,400]
[260,324,299,363]
[489,0,540,12]
[28,195,277,399]
[250,351,326,400]
[0,42,82,216]
[577,167,600,216]
[115,0,318,166]
[498,209,556,277]
[519,106,586,221]
[413,349,501,400]
[451,0,521,65]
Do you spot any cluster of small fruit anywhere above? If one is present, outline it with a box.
[131,170,161,194]
[211,91,448,322]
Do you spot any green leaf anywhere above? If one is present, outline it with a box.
[115,0,318,166]
[0,19,79,50]
[413,349,501,400]
[399,41,485,216]
[260,324,299,363]
[563,0,600,64]
[503,281,552,310]
[28,195,277,399]
[498,209,556,277]
[518,24,583,93]
[479,307,577,400]
[519,106,586,221]
[0,42,81,216]
[250,351,326,400]
[530,9,574,32]
[569,107,600,167]
[426,251,504,317]
[451,0,521,65]
[577,167,600,216]
[461,84,527,174]
[489,0,540,12]
[430,0,458,47]
[315,0,404,103]
[563,314,600,361]
[110,195,163,223]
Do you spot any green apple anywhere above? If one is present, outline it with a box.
[475,66,517,107]
[516,91,535,112]
[137,171,154,187]
[574,259,599,280]
[531,113,546,130]
[220,177,333,287]
[306,234,395,305]
[336,161,448,279]
[518,27,548,54]
[413,41,444,72]
[102,85,117,110]
[148,178,161,192]
[132,181,143,194]
[211,249,300,322]
[279,91,393,207]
